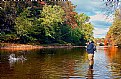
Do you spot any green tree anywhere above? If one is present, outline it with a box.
[106,9,121,46]
[0,1,94,45]
[37,5,65,43]
[75,13,94,41]
[15,8,35,43]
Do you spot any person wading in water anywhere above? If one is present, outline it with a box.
[86,41,96,69]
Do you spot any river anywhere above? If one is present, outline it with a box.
[0,46,121,79]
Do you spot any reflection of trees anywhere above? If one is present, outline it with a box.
[35,48,88,78]
[104,47,121,78]
[0,62,15,77]
[104,46,118,61]
[0,50,28,78]
[0,48,88,78]
[86,69,93,79]
[0,53,15,77]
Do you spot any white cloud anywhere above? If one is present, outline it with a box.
[93,28,109,38]
[90,13,114,23]
[70,0,113,38]
[90,13,113,38]
[70,0,103,16]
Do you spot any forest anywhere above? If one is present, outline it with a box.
[106,9,121,47]
[0,1,94,46]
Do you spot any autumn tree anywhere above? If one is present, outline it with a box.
[58,1,78,28]
[106,9,121,46]
[0,1,94,45]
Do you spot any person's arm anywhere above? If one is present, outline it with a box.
[93,44,97,52]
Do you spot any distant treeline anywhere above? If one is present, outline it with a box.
[0,1,94,45]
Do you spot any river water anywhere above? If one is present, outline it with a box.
[0,46,121,79]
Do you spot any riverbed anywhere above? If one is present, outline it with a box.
[0,46,121,79]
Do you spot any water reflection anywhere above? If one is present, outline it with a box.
[104,46,121,79]
[0,53,15,77]
[0,47,121,79]
[9,53,27,67]
[86,57,94,79]
[86,69,94,79]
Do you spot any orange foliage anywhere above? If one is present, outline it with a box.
[104,39,108,46]
[61,2,78,28]
[104,46,118,61]
[39,1,46,5]
[105,33,115,46]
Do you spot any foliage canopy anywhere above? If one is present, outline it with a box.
[0,1,94,45]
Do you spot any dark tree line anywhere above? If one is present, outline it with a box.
[0,1,94,45]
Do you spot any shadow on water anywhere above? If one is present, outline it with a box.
[86,68,94,79]
[0,47,121,79]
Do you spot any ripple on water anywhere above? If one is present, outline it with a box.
[63,75,85,77]
[1,47,121,79]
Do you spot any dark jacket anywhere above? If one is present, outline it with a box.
[86,43,96,54]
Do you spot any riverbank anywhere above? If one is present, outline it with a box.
[0,43,42,51]
[0,43,84,51]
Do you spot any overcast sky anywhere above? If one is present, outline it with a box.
[70,0,113,38]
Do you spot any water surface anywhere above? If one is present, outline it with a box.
[0,47,121,79]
